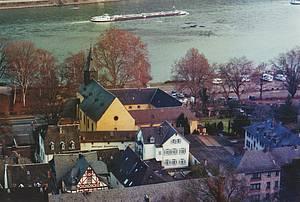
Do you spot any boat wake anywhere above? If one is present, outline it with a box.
[69,20,90,24]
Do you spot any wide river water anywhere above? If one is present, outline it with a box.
[0,0,300,82]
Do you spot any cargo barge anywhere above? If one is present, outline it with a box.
[90,10,189,22]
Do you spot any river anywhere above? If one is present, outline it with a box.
[0,0,300,82]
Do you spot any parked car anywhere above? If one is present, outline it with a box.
[212,78,223,84]
[248,95,256,101]
[262,73,273,82]
[274,74,286,81]
[241,75,251,82]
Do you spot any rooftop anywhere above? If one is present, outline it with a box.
[245,120,300,149]
[80,130,137,143]
[236,146,300,174]
[109,88,182,107]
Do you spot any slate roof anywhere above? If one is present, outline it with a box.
[129,107,197,126]
[62,155,108,189]
[140,121,186,146]
[52,152,98,182]
[6,163,50,189]
[79,80,115,121]
[111,147,162,187]
[236,146,300,174]
[109,88,182,107]
[245,120,300,149]
[80,131,136,143]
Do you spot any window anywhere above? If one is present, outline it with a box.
[179,159,186,165]
[150,136,155,143]
[246,140,250,147]
[172,159,177,165]
[250,183,261,190]
[86,168,93,184]
[59,127,63,134]
[91,123,94,131]
[87,119,89,129]
[158,151,161,155]
[49,142,54,151]
[179,148,186,154]
[251,173,261,180]
[267,172,271,177]
[274,181,279,189]
[172,148,178,155]
[177,139,181,144]
[129,106,132,109]
[165,159,170,165]
[266,193,270,200]
[69,141,75,150]
[164,149,171,155]
[172,139,177,144]
[114,116,119,121]
[275,171,279,176]
[60,142,65,150]
[266,182,270,190]
[137,105,140,108]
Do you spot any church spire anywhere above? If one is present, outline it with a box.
[84,46,93,85]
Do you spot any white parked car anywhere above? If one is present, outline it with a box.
[241,75,251,82]
[274,74,287,81]
[262,73,273,82]
[212,78,223,84]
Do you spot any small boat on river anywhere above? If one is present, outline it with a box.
[90,10,189,23]
[290,0,300,5]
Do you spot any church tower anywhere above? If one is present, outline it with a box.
[83,46,97,85]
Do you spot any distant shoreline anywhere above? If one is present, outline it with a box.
[0,0,119,10]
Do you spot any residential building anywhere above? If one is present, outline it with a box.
[43,119,80,162]
[4,163,50,193]
[110,147,164,187]
[244,120,300,151]
[61,155,108,193]
[79,130,136,151]
[130,107,198,133]
[236,146,300,201]
[136,121,189,169]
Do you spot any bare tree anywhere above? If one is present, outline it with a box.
[0,39,7,80]
[172,48,213,103]
[219,57,253,100]
[185,173,248,202]
[5,41,40,107]
[63,50,85,94]
[273,47,300,98]
[252,62,267,100]
[93,28,151,88]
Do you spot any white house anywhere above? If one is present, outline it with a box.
[136,121,189,169]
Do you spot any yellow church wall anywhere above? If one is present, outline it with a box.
[125,104,152,111]
[96,98,137,131]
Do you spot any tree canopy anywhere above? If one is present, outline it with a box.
[93,28,151,88]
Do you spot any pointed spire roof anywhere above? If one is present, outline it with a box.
[84,45,93,72]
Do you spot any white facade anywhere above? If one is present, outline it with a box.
[245,131,265,151]
[136,130,189,169]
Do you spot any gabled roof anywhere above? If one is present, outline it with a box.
[129,107,197,126]
[111,147,150,187]
[79,80,115,121]
[140,121,186,146]
[245,120,300,149]
[236,146,300,174]
[62,155,108,189]
[52,152,98,182]
[109,88,182,107]
[80,130,136,143]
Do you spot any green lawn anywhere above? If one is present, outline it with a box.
[200,118,233,133]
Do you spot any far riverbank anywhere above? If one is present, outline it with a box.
[0,0,119,10]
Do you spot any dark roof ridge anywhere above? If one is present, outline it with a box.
[149,88,159,104]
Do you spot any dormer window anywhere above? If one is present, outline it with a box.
[150,136,155,143]
[69,140,75,150]
[60,142,65,150]
[59,127,63,134]
[49,142,55,151]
